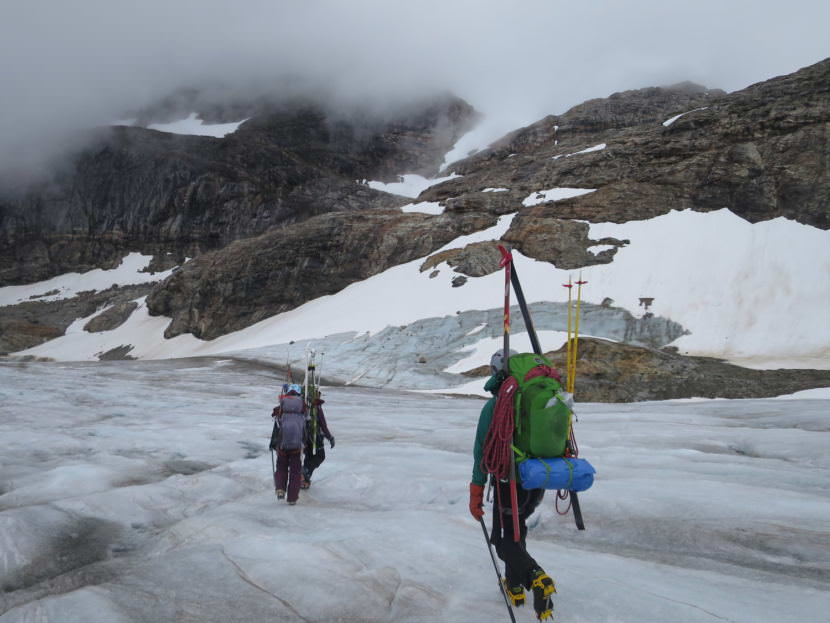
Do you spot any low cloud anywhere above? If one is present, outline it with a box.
[1,0,828,182]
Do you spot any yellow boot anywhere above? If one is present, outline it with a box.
[529,569,555,620]
[502,578,526,607]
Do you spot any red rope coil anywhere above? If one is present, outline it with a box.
[481,377,518,480]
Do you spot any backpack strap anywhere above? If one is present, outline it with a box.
[514,391,523,436]
[512,444,528,464]
[523,364,562,384]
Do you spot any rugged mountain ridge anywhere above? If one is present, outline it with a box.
[422,58,830,267]
[0,94,477,286]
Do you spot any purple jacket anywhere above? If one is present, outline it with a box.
[312,400,333,440]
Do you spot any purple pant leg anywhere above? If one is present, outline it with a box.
[286,450,303,502]
[275,451,289,491]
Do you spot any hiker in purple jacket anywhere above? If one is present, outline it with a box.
[301,395,335,489]
[271,384,307,505]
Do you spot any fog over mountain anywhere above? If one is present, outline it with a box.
[2,0,829,181]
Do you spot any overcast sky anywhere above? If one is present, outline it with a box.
[1,0,828,178]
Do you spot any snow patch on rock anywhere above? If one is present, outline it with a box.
[0,253,177,307]
[367,173,460,198]
[148,113,248,137]
[663,107,709,127]
[522,188,597,207]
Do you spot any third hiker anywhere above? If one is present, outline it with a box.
[301,391,335,489]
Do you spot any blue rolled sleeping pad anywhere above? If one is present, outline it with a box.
[518,457,596,491]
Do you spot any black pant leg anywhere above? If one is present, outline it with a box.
[303,443,326,480]
[490,482,543,589]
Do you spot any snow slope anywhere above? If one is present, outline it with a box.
[12,208,830,377]
[0,359,827,622]
[585,209,830,363]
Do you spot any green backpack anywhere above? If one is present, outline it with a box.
[508,353,572,460]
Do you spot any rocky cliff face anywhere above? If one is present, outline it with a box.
[146,209,496,339]
[421,58,830,269]
[449,81,726,172]
[0,94,477,286]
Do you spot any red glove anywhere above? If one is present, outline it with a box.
[469,483,485,520]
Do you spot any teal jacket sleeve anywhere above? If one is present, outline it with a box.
[471,373,503,486]
[471,397,495,486]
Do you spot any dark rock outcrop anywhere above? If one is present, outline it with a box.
[551,338,830,402]
[464,337,830,402]
[146,209,496,339]
[420,240,502,277]
[501,215,628,269]
[97,345,137,360]
[83,301,139,333]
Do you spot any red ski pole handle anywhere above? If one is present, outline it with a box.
[497,244,512,268]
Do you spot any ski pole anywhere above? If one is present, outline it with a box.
[479,517,517,623]
[566,275,587,530]
[317,351,325,388]
[508,262,542,355]
[310,361,318,453]
[498,246,512,365]
[570,275,587,393]
[497,245,521,544]
[563,277,574,389]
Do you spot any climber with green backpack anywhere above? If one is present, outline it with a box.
[470,350,557,621]
[470,245,596,622]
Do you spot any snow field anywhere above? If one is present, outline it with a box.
[586,209,830,362]
[0,359,827,622]
[12,208,830,379]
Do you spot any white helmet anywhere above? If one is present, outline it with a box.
[489,349,517,375]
